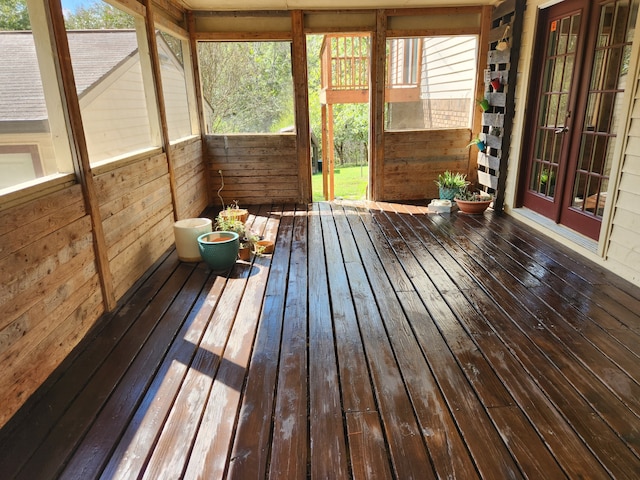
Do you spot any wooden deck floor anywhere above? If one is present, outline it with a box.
[1,202,640,479]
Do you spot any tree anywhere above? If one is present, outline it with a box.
[198,41,294,133]
[0,0,30,31]
[64,1,135,29]
[306,35,323,159]
[334,103,369,166]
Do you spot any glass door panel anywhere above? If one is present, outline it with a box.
[562,0,639,236]
[526,6,583,212]
[522,0,638,239]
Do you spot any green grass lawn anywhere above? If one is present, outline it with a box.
[312,164,369,202]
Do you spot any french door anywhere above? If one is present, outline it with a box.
[521,0,639,240]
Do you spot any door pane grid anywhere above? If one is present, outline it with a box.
[530,11,582,198]
[570,0,639,217]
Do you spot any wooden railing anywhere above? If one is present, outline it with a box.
[321,34,370,91]
[320,34,421,105]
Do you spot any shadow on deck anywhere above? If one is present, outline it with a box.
[1,201,639,479]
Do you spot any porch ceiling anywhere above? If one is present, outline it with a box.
[178,0,494,11]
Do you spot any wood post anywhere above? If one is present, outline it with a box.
[45,0,116,310]
[291,10,312,204]
[143,0,180,221]
[370,10,387,201]
[321,103,329,200]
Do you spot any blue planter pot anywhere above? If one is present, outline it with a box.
[197,231,239,272]
[439,187,460,201]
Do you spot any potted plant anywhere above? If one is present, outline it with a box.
[254,239,274,255]
[218,200,249,224]
[435,171,468,201]
[454,187,493,214]
[539,168,556,195]
[197,231,239,272]
[215,214,259,260]
[467,136,486,152]
[476,97,490,112]
[216,170,249,223]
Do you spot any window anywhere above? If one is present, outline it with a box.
[197,41,295,134]
[0,3,73,193]
[0,146,42,189]
[385,36,478,131]
[157,30,197,141]
[64,0,160,164]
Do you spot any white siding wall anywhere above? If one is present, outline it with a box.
[606,80,640,285]
[420,36,477,100]
[80,59,154,163]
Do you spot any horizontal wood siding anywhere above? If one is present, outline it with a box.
[172,137,208,220]
[607,77,640,284]
[95,153,175,301]
[382,129,470,200]
[0,184,103,428]
[205,134,300,205]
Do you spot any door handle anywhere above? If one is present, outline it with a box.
[554,126,569,134]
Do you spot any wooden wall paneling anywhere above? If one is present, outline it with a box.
[206,135,300,205]
[0,185,101,428]
[172,139,208,220]
[292,10,312,203]
[383,130,470,201]
[46,0,115,310]
[0,277,103,429]
[94,155,169,208]
[0,217,95,329]
[94,154,174,301]
[0,185,85,260]
[110,212,175,300]
[101,177,172,259]
[0,219,97,360]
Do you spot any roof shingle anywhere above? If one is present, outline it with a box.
[0,30,138,122]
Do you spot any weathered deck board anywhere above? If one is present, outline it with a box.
[1,201,640,479]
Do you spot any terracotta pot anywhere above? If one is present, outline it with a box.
[254,240,275,254]
[219,208,249,223]
[455,198,492,214]
[238,246,251,261]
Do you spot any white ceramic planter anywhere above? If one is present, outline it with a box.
[173,218,213,262]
